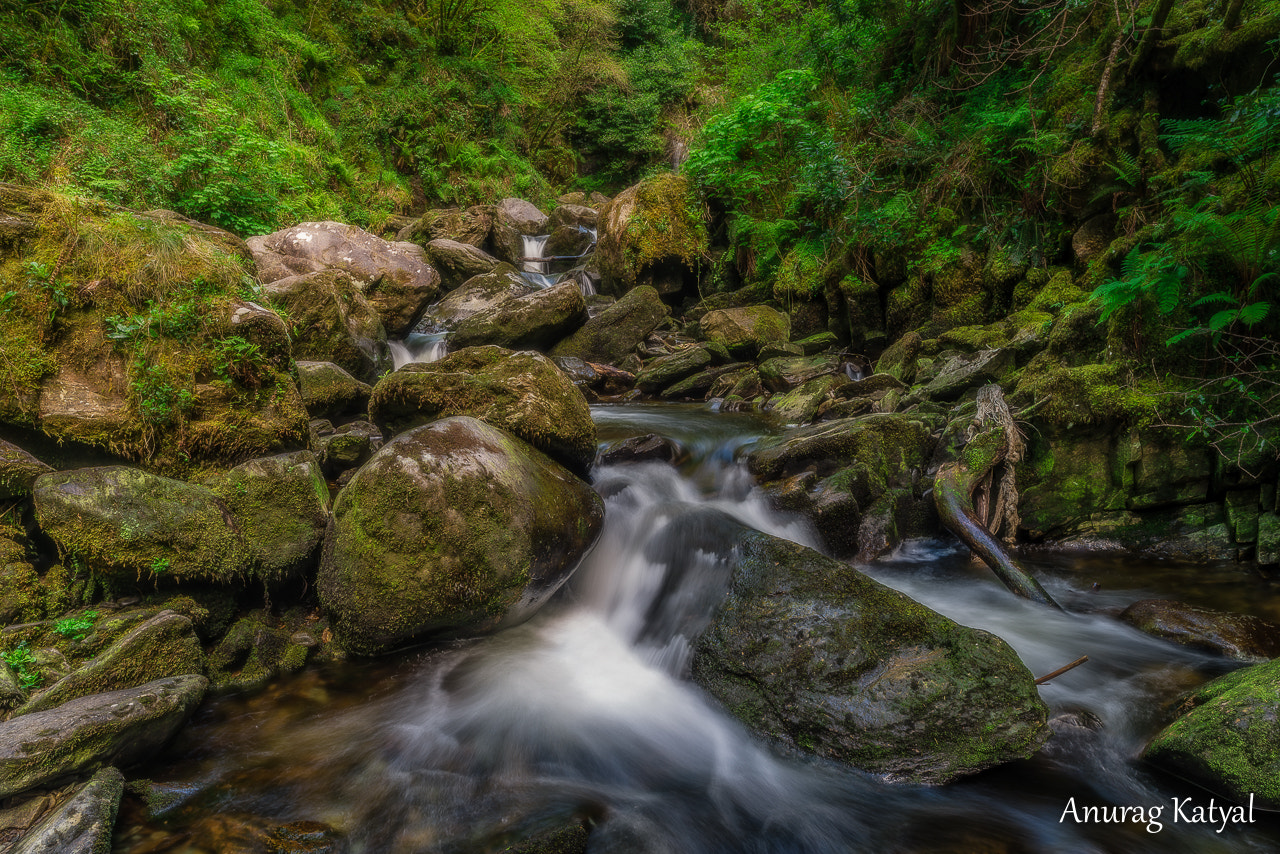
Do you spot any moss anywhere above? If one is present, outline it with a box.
[1012,359,1158,427]
[1026,269,1085,314]
[773,244,825,302]
[625,174,708,274]
[938,324,1010,352]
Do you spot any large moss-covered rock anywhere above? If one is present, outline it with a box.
[758,354,843,393]
[0,438,52,500]
[549,285,668,366]
[32,466,252,583]
[318,417,604,655]
[450,281,587,351]
[12,611,204,716]
[1143,659,1280,809]
[206,451,330,582]
[295,361,372,420]
[492,198,549,266]
[700,306,791,358]
[247,221,442,337]
[596,175,708,297]
[429,268,538,326]
[426,239,507,290]
[397,205,495,250]
[7,766,124,854]
[635,346,716,394]
[1120,600,1280,661]
[263,269,390,381]
[369,346,596,476]
[692,530,1049,784]
[0,675,207,800]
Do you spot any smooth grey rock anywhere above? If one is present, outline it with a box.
[8,766,124,854]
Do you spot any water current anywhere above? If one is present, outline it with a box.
[114,403,1279,854]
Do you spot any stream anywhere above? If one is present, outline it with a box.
[112,403,1279,854]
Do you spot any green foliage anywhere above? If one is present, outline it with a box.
[1,642,40,690]
[212,336,271,388]
[53,611,100,641]
[131,363,195,427]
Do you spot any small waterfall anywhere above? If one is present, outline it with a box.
[388,329,447,369]
[520,234,556,289]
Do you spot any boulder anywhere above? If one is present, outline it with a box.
[263,269,390,382]
[758,354,843,393]
[206,609,323,691]
[875,331,923,384]
[397,205,495,249]
[295,361,372,420]
[310,419,382,477]
[635,347,715,394]
[596,175,707,296]
[429,268,537,326]
[691,530,1049,784]
[549,285,668,366]
[33,466,252,583]
[223,300,293,367]
[450,281,588,351]
[551,357,635,397]
[12,611,204,716]
[920,349,1015,400]
[368,347,596,476]
[767,374,853,424]
[0,675,207,799]
[661,363,753,401]
[206,451,330,582]
[426,239,507,290]
[1119,599,1280,661]
[492,198,549,266]
[1143,658,1280,809]
[598,434,686,467]
[699,306,791,358]
[7,766,124,854]
[547,203,599,231]
[318,417,604,655]
[248,221,441,337]
[543,225,595,273]
[0,439,52,500]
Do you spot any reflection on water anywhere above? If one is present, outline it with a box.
[113,404,1280,854]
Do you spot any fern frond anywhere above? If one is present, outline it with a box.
[1120,246,1144,280]
[1237,301,1271,327]
[1165,326,1206,346]
[1208,309,1239,331]
[1192,291,1238,307]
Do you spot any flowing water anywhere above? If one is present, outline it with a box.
[389,329,449,369]
[113,404,1280,854]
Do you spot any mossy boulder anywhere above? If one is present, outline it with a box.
[318,417,604,655]
[397,205,495,250]
[429,268,537,326]
[295,361,373,420]
[206,608,328,691]
[450,281,587,351]
[635,347,714,395]
[247,221,442,337]
[425,239,507,290]
[1120,600,1280,661]
[767,374,852,424]
[492,198,549,266]
[263,269,390,382]
[0,438,53,499]
[549,285,668,367]
[660,362,752,401]
[32,466,252,584]
[699,306,790,359]
[875,331,923,384]
[368,346,596,476]
[1143,659,1280,809]
[0,674,207,800]
[310,418,382,477]
[206,451,330,583]
[12,611,204,716]
[7,766,123,854]
[691,529,1049,784]
[596,174,708,297]
[758,354,843,393]
[919,348,1015,401]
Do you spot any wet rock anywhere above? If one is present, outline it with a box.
[33,466,252,584]
[492,198,550,265]
[1119,599,1280,661]
[0,438,53,500]
[263,269,390,381]
[767,374,853,424]
[758,354,843,393]
[207,451,330,582]
[207,610,318,690]
[450,281,588,351]
[543,225,595,273]
[699,306,791,359]
[398,205,495,249]
[430,268,537,325]
[548,203,599,232]
[249,221,441,338]
[295,361,372,420]
[1143,658,1280,809]
[426,239,507,290]
[551,357,635,397]
[635,347,714,394]
[369,346,596,476]
[0,675,207,799]
[691,530,1049,784]
[660,362,752,401]
[318,417,604,655]
[7,766,124,854]
[12,611,204,716]
[875,331,922,384]
[598,434,686,467]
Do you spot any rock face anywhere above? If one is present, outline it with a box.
[450,281,588,351]
[0,675,207,799]
[368,346,597,476]
[263,269,390,381]
[549,284,668,366]
[596,175,707,297]
[12,611,204,716]
[7,766,124,854]
[318,417,604,655]
[33,466,251,583]
[691,530,1049,784]
[700,305,791,358]
[1120,599,1280,661]
[248,221,442,337]
[206,451,330,582]
[1143,659,1280,809]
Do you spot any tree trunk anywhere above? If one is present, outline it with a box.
[1224,0,1245,30]
[1128,0,1176,78]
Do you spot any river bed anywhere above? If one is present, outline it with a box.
[112,403,1280,853]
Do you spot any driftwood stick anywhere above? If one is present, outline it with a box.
[1034,655,1089,685]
